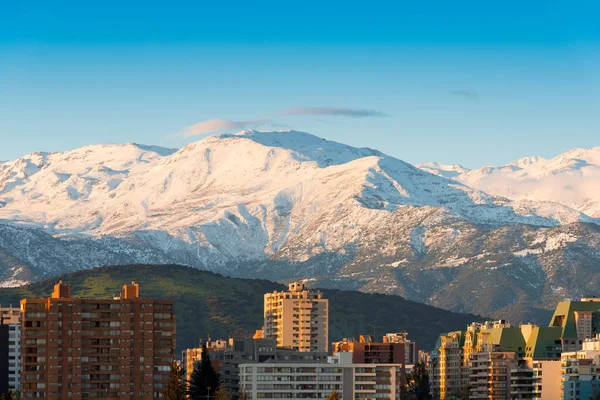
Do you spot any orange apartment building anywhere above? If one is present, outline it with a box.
[20,281,176,399]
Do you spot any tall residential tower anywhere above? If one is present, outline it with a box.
[264,281,328,353]
[20,281,176,400]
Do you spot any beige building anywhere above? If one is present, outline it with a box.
[264,281,328,353]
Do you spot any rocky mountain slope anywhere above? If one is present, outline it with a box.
[0,264,483,351]
[0,130,598,323]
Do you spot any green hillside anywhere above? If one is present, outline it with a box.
[0,264,483,352]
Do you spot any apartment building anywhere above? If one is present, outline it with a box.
[264,281,328,353]
[20,281,176,400]
[549,297,600,352]
[430,320,523,399]
[0,305,21,395]
[240,353,406,400]
[332,335,406,365]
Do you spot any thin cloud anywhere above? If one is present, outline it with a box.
[181,119,264,137]
[450,90,479,100]
[282,106,388,118]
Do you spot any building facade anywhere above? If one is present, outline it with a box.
[240,353,406,400]
[20,281,176,399]
[264,281,328,353]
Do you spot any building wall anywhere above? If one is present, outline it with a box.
[526,359,561,399]
[20,281,176,400]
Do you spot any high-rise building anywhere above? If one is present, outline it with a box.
[20,281,176,400]
[240,353,406,400]
[264,281,328,353]
[0,305,21,395]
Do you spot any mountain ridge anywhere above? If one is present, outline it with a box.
[0,130,598,323]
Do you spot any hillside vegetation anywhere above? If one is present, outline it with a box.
[0,264,483,351]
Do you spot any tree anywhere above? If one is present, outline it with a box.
[164,361,188,400]
[188,342,221,400]
[402,362,432,400]
[214,386,234,400]
[326,388,340,400]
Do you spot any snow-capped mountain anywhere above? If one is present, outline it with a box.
[419,147,600,218]
[0,131,599,323]
[416,162,470,179]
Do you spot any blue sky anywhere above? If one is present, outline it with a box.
[1,1,598,168]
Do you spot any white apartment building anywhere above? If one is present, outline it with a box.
[240,353,406,400]
[264,282,329,353]
[7,324,21,392]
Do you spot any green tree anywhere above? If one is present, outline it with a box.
[412,362,432,400]
[164,361,188,400]
[188,342,221,400]
[402,362,432,400]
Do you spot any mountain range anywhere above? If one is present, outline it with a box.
[0,130,598,324]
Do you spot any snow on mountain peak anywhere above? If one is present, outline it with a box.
[416,162,470,179]
[420,145,600,218]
